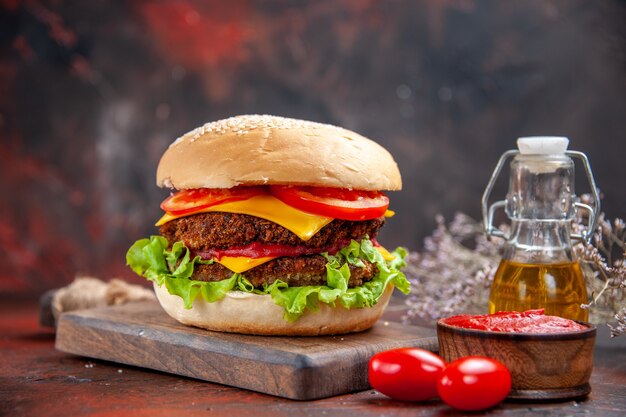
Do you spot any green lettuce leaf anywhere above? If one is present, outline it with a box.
[126,236,410,321]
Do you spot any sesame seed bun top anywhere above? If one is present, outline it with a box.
[156,115,402,191]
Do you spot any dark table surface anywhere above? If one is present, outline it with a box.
[1,295,625,417]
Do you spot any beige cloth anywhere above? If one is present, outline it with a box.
[51,277,156,319]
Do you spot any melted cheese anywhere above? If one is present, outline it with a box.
[375,246,396,261]
[213,246,395,273]
[216,256,277,273]
[156,195,333,241]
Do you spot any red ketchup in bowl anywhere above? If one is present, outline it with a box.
[442,309,587,334]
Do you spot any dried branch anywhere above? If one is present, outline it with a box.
[402,205,626,337]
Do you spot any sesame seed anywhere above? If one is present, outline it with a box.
[169,115,344,147]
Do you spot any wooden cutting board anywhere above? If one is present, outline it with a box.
[55,301,437,400]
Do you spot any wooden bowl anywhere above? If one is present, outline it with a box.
[437,320,596,400]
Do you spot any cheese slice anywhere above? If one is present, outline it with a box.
[212,246,395,274]
[216,256,277,273]
[375,246,396,261]
[156,195,333,241]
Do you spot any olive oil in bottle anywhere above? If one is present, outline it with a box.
[489,260,588,321]
[482,137,600,322]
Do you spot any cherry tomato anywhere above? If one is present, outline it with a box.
[160,186,264,215]
[368,348,446,402]
[437,356,511,411]
[270,185,389,221]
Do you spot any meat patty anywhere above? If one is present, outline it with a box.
[160,212,384,250]
[191,255,378,288]
[161,212,385,288]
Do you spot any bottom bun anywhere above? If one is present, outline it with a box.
[153,282,394,336]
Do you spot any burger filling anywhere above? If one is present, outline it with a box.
[159,212,385,251]
[159,212,384,287]
[190,256,378,288]
[127,186,410,321]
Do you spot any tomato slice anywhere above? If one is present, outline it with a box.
[160,186,264,215]
[270,186,389,221]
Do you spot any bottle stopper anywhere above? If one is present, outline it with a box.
[517,136,569,155]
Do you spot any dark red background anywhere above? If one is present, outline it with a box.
[1,0,625,296]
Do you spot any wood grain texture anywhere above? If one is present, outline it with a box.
[3,297,626,417]
[437,322,596,400]
[55,301,437,400]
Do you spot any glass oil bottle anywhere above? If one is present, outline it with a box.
[481,137,600,321]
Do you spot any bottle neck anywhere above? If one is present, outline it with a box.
[502,219,576,264]
[506,154,575,220]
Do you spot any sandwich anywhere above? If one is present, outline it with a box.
[126,115,409,335]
